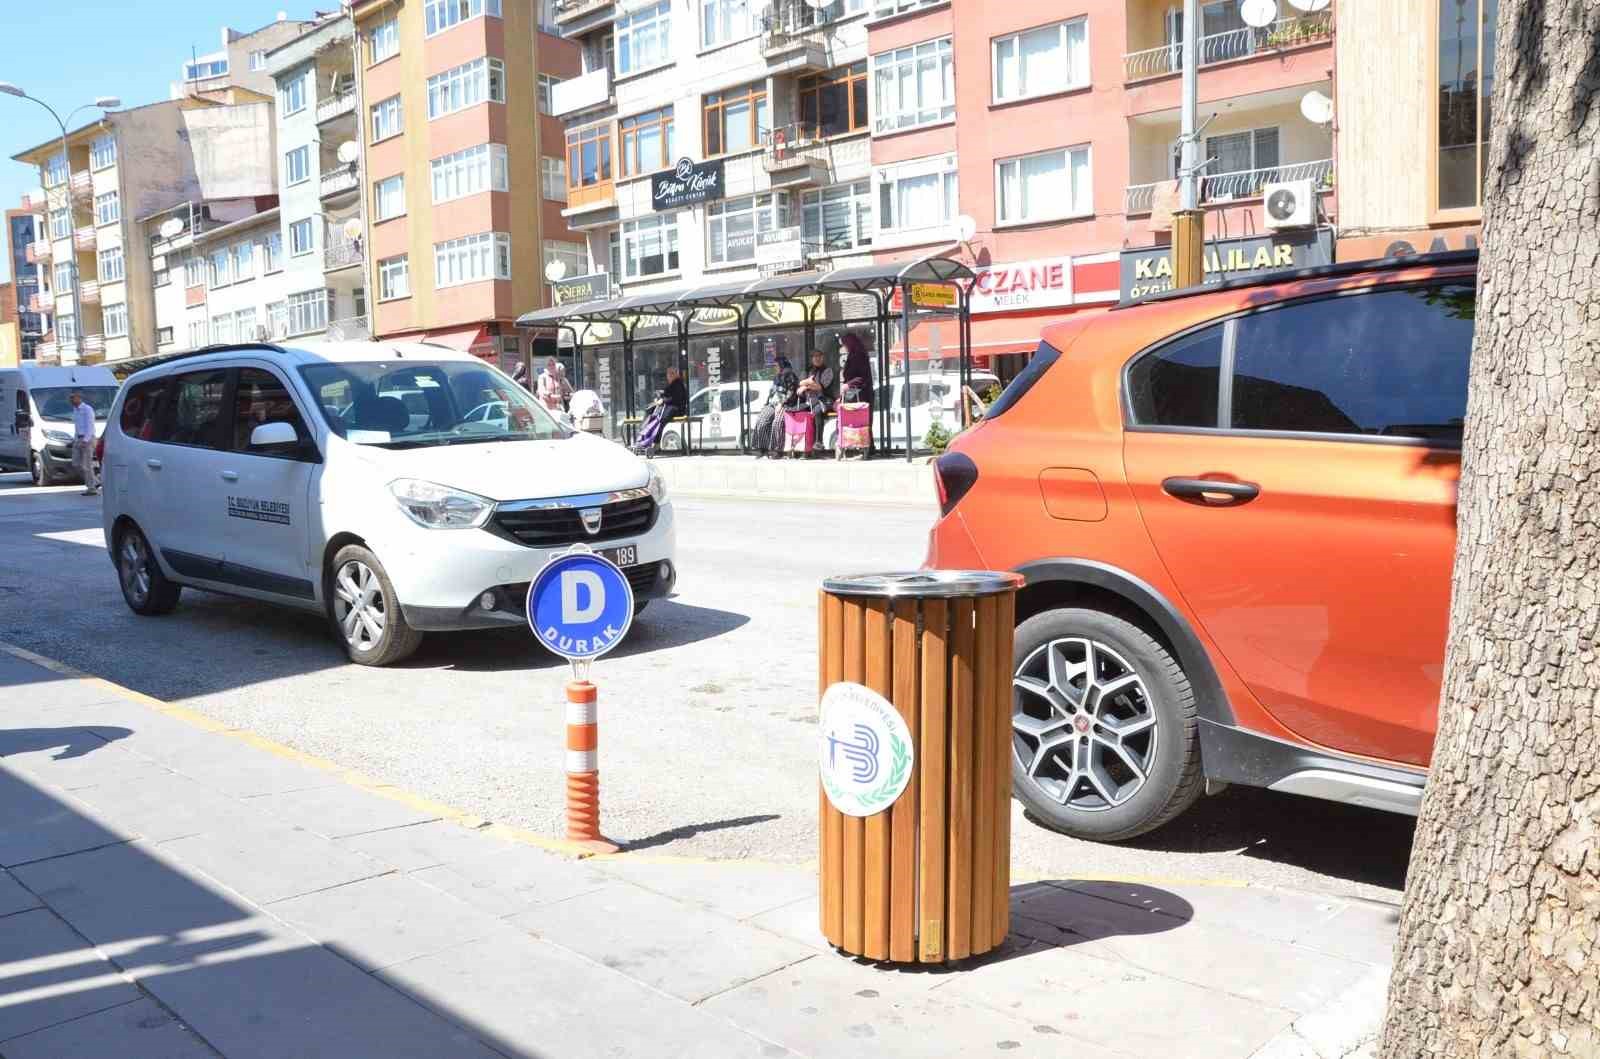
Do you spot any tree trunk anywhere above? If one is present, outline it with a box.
[1379,2,1600,1056]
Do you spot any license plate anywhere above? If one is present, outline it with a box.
[600,545,637,568]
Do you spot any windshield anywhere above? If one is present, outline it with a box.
[31,387,119,421]
[299,361,572,448]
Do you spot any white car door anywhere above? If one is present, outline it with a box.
[143,367,233,582]
[0,381,22,467]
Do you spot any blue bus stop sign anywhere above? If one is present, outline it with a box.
[526,548,636,661]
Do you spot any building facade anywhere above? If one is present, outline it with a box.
[350,0,581,376]
[172,15,321,100]
[5,208,47,360]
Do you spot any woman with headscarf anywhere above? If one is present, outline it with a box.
[751,356,799,458]
[839,332,874,409]
[632,366,689,454]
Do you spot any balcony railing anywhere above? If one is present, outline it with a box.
[320,166,360,198]
[28,293,45,313]
[317,89,357,124]
[325,233,364,271]
[555,0,612,24]
[565,180,616,213]
[325,316,371,342]
[762,123,829,175]
[550,66,612,118]
[69,171,94,201]
[79,280,101,304]
[35,340,57,362]
[73,227,96,251]
[27,240,50,263]
[1124,12,1334,81]
[1125,158,1334,215]
[762,2,833,54]
[81,333,105,355]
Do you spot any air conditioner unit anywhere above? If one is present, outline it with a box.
[1262,179,1315,229]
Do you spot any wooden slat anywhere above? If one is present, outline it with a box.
[819,591,845,947]
[889,599,919,962]
[992,588,1016,945]
[946,597,976,961]
[841,599,867,955]
[863,600,893,961]
[917,599,948,963]
[969,594,997,955]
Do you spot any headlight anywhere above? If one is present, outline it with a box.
[389,479,494,529]
[646,464,668,503]
[43,429,72,445]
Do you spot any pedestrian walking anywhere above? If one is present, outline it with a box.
[536,357,565,412]
[70,390,98,496]
[554,362,574,411]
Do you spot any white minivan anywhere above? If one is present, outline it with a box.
[101,341,676,666]
[0,364,120,485]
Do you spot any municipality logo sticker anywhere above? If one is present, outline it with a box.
[818,682,913,818]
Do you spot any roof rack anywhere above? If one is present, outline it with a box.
[116,342,295,376]
[1113,248,1478,310]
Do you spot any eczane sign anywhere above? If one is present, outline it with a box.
[969,256,1074,315]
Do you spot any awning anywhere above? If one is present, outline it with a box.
[421,324,490,351]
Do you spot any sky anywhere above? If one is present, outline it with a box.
[0,1,321,283]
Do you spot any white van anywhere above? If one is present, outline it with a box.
[101,341,676,666]
[0,364,120,485]
[676,380,773,450]
[821,370,1002,451]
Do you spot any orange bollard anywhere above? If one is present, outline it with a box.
[564,681,618,854]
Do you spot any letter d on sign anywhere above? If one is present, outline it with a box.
[561,570,605,624]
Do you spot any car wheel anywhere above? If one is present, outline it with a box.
[29,451,45,487]
[661,428,680,451]
[116,524,182,615]
[329,544,422,667]
[1010,608,1201,842]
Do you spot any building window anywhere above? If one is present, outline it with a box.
[188,319,209,348]
[184,253,205,288]
[620,107,675,177]
[287,290,331,335]
[872,38,954,133]
[233,240,255,281]
[97,245,125,283]
[90,135,117,171]
[158,326,175,346]
[704,81,768,156]
[104,302,128,338]
[537,73,562,114]
[707,193,790,266]
[374,174,407,221]
[368,17,400,64]
[993,17,1088,103]
[186,58,229,81]
[872,0,941,16]
[434,232,512,288]
[702,0,755,49]
[371,95,403,141]
[43,154,68,188]
[95,191,120,226]
[425,0,502,37]
[49,209,70,240]
[154,266,171,288]
[1180,127,1280,181]
[542,157,568,201]
[430,144,509,203]
[354,288,367,320]
[235,307,258,341]
[608,230,623,278]
[620,214,679,280]
[566,123,613,190]
[426,57,506,119]
[379,255,410,300]
[997,145,1091,224]
[799,62,869,138]
[285,145,311,186]
[264,231,283,273]
[802,180,874,253]
[875,154,958,234]
[543,240,588,280]
[264,302,286,339]
[538,0,559,33]
[53,262,74,292]
[57,315,77,342]
[249,49,267,71]
[617,1,673,76]
[289,218,316,257]
[280,74,307,116]
[1438,0,1498,209]
[209,247,232,288]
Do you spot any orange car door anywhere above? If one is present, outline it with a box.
[1122,284,1472,767]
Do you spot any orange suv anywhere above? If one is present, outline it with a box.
[927,250,1475,841]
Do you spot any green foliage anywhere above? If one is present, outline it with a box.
[925,420,955,453]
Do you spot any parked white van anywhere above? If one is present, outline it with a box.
[0,364,120,485]
[101,341,676,666]
[820,370,1002,451]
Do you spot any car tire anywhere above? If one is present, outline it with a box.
[1010,607,1202,842]
[328,544,422,667]
[116,524,182,616]
[29,451,45,487]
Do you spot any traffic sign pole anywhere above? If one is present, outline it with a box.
[563,679,616,854]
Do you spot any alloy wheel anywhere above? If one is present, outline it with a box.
[333,560,387,652]
[119,533,152,606]
[1013,637,1159,812]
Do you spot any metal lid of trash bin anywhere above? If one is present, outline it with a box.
[821,570,1024,599]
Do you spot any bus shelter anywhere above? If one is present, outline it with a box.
[515,254,975,459]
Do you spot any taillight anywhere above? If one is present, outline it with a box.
[934,452,978,517]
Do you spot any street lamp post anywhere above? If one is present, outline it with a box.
[0,84,121,362]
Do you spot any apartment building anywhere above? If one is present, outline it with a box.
[5,208,47,360]
[350,0,581,376]
[172,15,321,101]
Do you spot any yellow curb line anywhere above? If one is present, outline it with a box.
[1,641,1255,888]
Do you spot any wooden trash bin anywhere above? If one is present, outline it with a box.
[817,571,1022,964]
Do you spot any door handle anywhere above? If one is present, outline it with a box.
[1161,477,1260,503]
[145,458,163,470]
[220,470,239,482]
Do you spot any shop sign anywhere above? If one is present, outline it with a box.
[551,272,611,307]
[756,226,808,273]
[969,256,1074,315]
[652,157,725,210]
[1119,230,1335,301]
[1334,225,1480,263]
[909,283,957,309]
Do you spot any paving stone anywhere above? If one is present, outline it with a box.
[1064,879,1346,947]
[64,770,259,845]
[160,822,390,906]
[0,868,41,918]
[410,843,609,918]
[246,783,440,840]
[1290,965,1390,1059]
[270,873,502,971]
[589,857,817,920]
[1289,903,1399,966]
[0,738,168,792]
[0,908,142,1043]
[337,819,510,873]
[0,657,131,711]
[512,881,815,1004]
[748,895,831,952]
[379,930,793,1059]
[0,997,216,1059]
[0,765,128,868]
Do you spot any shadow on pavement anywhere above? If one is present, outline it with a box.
[621,813,782,853]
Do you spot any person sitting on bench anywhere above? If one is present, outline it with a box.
[633,366,689,454]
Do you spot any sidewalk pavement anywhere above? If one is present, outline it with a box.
[652,454,937,507]
[1,643,1397,1059]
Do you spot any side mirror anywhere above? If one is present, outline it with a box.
[249,420,303,455]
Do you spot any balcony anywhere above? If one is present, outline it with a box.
[762,124,831,186]
[79,280,101,305]
[73,227,97,251]
[317,89,357,125]
[551,67,613,119]
[35,340,57,362]
[326,316,371,341]
[1124,11,1333,82]
[321,166,360,199]
[26,240,50,263]
[762,4,832,73]
[80,334,105,357]
[69,171,94,202]
[325,232,364,272]
[562,181,617,227]
[554,0,614,33]
[1126,158,1333,215]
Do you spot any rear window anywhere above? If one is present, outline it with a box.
[1127,325,1225,428]
[984,343,1059,420]
[119,379,168,440]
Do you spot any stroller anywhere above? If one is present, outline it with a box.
[834,378,872,461]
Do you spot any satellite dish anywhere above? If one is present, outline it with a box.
[955,214,977,242]
[545,260,568,282]
[1299,89,1334,125]
[342,217,364,240]
[1286,0,1329,10]
[158,217,184,238]
[1240,0,1278,27]
[336,141,359,164]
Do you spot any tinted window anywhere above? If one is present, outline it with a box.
[718,389,743,412]
[119,379,168,440]
[151,370,229,448]
[232,368,310,452]
[1230,285,1473,442]
[1127,326,1224,428]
